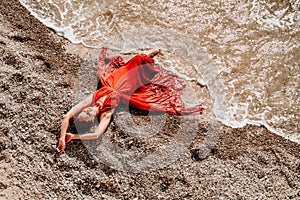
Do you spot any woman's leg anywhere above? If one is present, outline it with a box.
[147,49,163,58]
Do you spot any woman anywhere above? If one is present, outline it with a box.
[57,48,204,153]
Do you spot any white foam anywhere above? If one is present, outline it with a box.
[19,0,83,44]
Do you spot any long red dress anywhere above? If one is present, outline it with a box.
[93,48,204,115]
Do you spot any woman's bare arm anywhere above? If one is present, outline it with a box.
[64,94,94,119]
[57,94,94,152]
[71,109,114,141]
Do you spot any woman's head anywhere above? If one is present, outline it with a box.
[77,106,98,122]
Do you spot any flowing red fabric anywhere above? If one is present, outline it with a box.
[93,47,204,115]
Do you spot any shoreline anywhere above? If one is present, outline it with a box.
[0,1,299,199]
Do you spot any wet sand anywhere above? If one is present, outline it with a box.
[0,1,299,199]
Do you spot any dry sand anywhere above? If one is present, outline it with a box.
[0,1,299,199]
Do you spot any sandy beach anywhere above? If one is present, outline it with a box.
[0,1,299,199]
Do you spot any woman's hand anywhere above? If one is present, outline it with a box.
[56,133,75,153]
[65,133,75,143]
[57,138,66,153]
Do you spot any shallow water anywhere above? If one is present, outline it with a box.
[19,0,300,143]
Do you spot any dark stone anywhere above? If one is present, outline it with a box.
[10,35,33,43]
[4,54,17,66]
[10,73,24,82]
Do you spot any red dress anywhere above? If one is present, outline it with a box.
[93,48,204,115]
